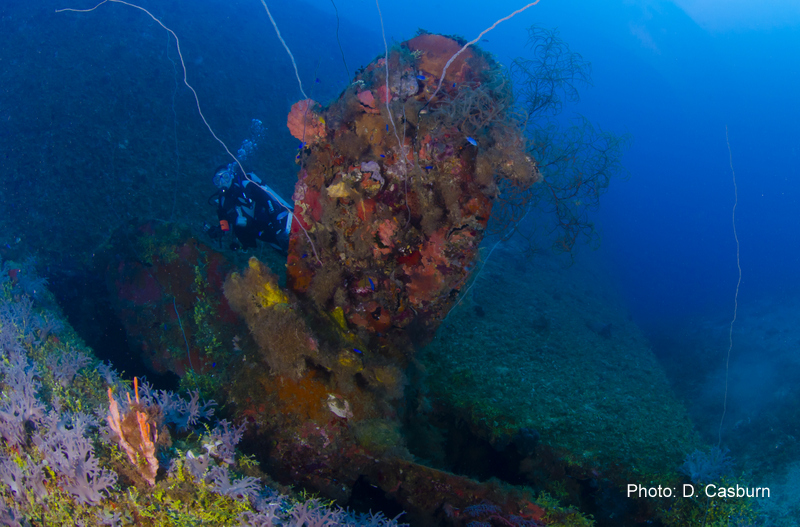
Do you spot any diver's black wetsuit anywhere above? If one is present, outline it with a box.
[216,168,292,252]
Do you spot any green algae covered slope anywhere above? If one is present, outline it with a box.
[418,245,698,480]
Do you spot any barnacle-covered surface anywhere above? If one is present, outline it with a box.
[287,33,539,346]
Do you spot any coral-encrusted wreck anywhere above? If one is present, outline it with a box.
[100,35,574,527]
[286,32,539,344]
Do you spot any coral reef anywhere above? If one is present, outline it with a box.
[286,32,539,348]
[9,23,753,524]
[84,30,728,520]
[0,256,410,526]
[92,218,762,525]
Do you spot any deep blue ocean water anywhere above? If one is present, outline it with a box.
[2,0,800,523]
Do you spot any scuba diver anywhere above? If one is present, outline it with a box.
[207,163,293,253]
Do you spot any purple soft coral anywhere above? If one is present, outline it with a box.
[0,347,46,447]
[152,388,216,431]
[44,345,91,387]
[33,412,117,505]
[207,466,260,500]
[207,419,246,466]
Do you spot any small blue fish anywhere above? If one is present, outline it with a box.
[416,75,426,81]
[386,124,389,131]
[425,166,433,170]
[466,137,478,147]
[368,277,375,291]
[380,154,386,158]
[353,348,363,354]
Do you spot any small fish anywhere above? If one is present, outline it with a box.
[466,137,478,147]
[425,166,433,170]
[368,277,375,291]
[416,75,426,81]
[353,348,363,354]
[380,154,386,158]
[386,124,389,131]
